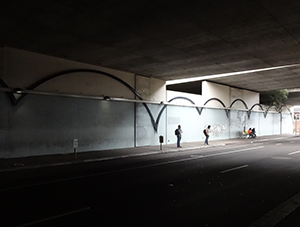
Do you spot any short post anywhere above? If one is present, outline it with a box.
[73,139,78,159]
[159,135,164,150]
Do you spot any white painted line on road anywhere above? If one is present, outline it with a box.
[190,155,204,158]
[276,143,282,146]
[288,150,300,155]
[0,146,264,192]
[15,207,90,227]
[220,165,249,174]
[257,137,284,142]
[204,146,264,158]
[272,157,291,160]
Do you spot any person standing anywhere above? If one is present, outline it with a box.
[204,125,211,145]
[175,125,183,148]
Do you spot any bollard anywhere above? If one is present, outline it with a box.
[73,139,78,159]
[159,135,164,150]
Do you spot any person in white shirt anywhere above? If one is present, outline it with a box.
[204,125,211,145]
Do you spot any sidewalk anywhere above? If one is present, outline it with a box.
[0,134,292,173]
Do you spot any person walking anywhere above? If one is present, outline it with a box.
[204,125,211,145]
[175,125,183,148]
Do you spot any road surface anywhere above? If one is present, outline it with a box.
[1,137,300,226]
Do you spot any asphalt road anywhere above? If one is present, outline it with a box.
[1,137,300,227]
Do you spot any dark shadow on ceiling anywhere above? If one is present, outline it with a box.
[166,81,202,95]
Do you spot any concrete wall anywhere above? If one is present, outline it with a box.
[202,81,230,107]
[242,89,260,109]
[3,47,134,98]
[0,47,293,158]
[136,76,166,101]
[0,47,168,158]
[167,81,259,108]
[166,90,204,105]
[2,47,167,102]
[1,93,135,158]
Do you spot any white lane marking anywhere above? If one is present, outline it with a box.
[221,165,249,174]
[276,143,282,146]
[257,137,284,142]
[0,146,264,192]
[204,146,264,158]
[272,157,291,160]
[15,207,90,227]
[289,150,300,155]
[190,155,204,158]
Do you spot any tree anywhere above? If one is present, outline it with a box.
[266,89,289,108]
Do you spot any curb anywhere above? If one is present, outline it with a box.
[0,137,288,173]
[0,142,229,172]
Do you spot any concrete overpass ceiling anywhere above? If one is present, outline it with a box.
[2,0,300,104]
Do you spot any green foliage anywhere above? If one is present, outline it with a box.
[267,89,289,108]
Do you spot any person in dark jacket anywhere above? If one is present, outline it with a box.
[249,127,256,138]
[176,125,183,148]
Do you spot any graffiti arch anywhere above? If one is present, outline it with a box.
[0,70,293,132]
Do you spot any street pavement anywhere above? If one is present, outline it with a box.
[1,134,300,227]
